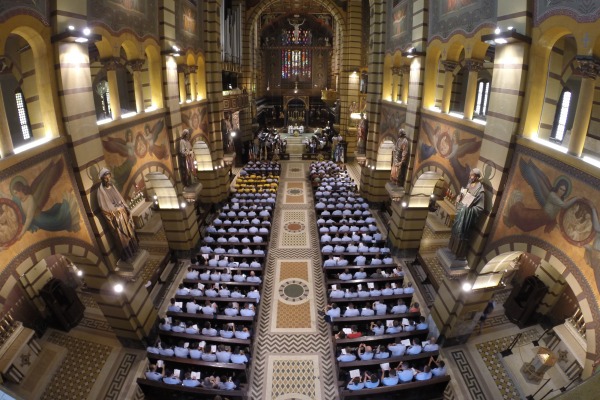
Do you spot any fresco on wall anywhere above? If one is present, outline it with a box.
[414,115,482,189]
[101,118,169,193]
[0,0,49,24]
[491,149,600,298]
[88,0,158,39]
[379,103,407,144]
[181,104,209,145]
[387,0,412,52]
[535,0,600,25]
[0,155,85,255]
[176,0,200,49]
[429,0,496,42]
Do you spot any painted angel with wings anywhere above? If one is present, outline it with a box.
[420,120,481,185]
[503,158,579,233]
[8,158,81,242]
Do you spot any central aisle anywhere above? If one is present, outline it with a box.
[249,161,339,400]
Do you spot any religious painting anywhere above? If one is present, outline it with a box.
[260,13,283,29]
[491,149,600,296]
[88,0,158,38]
[181,103,209,145]
[387,0,412,52]
[535,0,600,25]
[182,3,197,35]
[0,0,49,25]
[414,114,482,189]
[101,117,170,194]
[0,155,85,255]
[107,0,143,13]
[379,103,407,143]
[429,0,496,41]
[315,14,332,29]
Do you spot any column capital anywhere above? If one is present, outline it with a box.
[178,64,190,75]
[391,66,402,75]
[0,56,12,74]
[102,58,121,71]
[400,65,411,74]
[573,56,600,79]
[128,59,145,72]
[464,58,484,72]
[188,65,198,73]
[442,60,459,72]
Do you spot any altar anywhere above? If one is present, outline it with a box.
[287,125,305,135]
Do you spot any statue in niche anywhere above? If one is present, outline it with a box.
[179,129,196,187]
[448,168,485,259]
[97,168,139,261]
[390,128,409,188]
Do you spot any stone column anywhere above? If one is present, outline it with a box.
[178,64,188,103]
[390,67,401,102]
[0,58,14,157]
[188,65,198,101]
[441,60,458,114]
[103,58,122,120]
[129,59,145,113]
[568,57,599,157]
[400,65,410,104]
[463,59,484,120]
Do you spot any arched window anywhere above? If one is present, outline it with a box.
[474,79,490,117]
[551,89,572,143]
[15,90,31,141]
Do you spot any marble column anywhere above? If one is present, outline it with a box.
[129,59,145,114]
[463,59,484,120]
[178,64,188,103]
[441,60,458,114]
[0,58,14,157]
[568,57,599,157]
[188,65,198,101]
[103,58,122,120]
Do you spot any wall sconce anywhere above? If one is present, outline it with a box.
[481,27,531,46]
[402,47,425,59]
[161,44,182,57]
[51,26,101,44]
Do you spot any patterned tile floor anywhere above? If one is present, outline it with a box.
[40,331,113,400]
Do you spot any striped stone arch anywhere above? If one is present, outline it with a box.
[1,238,106,313]
[411,162,456,193]
[480,236,600,378]
[125,162,175,196]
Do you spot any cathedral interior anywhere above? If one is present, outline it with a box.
[0,0,600,399]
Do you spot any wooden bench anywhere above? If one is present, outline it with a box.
[158,330,251,346]
[146,353,247,372]
[166,311,254,323]
[174,295,259,304]
[335,329,428,345]
[327,277,404,286]
[189,265,263,272]
[137,377,245,400]
[340,375,451,399]
[182,279,262,288]
[327,294,413,304]
[205,232,269,238]
[197,253,266,260]
[336,350,439,369]
[323,264,398,270]
[333,312,421,324]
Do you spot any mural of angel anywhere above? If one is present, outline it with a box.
[102,129,136,190]
[143,119,167,159]
[503,159,579,233]
[584,207,600,271]
[420,121,481,185]
[0,159,81,249]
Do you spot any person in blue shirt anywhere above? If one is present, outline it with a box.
[396,362,414,383]
[364,371,380,388]
[423,336,439,352]
[163,370,182,385]
[230,348,249,364]
[415,365,433,381]
[167,298,181,312]
[429,357,447,376]
[346,376,365,390]
[381,369,399,386]
[337,347,357,362]
[145,364,163,381]
[182,372,201,387]
[357,344,374,360]
[406,338,422,355]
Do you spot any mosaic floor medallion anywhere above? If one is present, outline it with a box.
[286,187,304,196]
[278,278,310,304]
[284,182,306,204]
[279,210,310,248]
[283,221,306,233]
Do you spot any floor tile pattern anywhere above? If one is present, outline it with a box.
[475,328,540,399]
[77,292,100,309]
[285,181,307,204]
[78,316,114,332]
[279,209,310,248]
[266,355,320,400]
[103,353,138,400]
[249,161,338,400]
[41,331,112,400]
[449,349,487,400]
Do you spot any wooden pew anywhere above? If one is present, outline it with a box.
[336,350,439,369]
[157,330,251,346]
[146,353,247,372]
[335,329,429,346]
[340,375,451,399]
[166,311,254,323]
[137,378,245,400]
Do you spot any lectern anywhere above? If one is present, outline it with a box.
[521,347,557,383]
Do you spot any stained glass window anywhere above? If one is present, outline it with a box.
[15,91,31,140]
[281,49,311,80]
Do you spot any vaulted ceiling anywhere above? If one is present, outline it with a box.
[246,0,346,15]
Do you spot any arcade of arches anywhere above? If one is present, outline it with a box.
[0,1,599,399]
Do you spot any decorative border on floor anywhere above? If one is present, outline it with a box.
[265,354,322,400]
[103,353,139,400]
[449,349,487,400]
